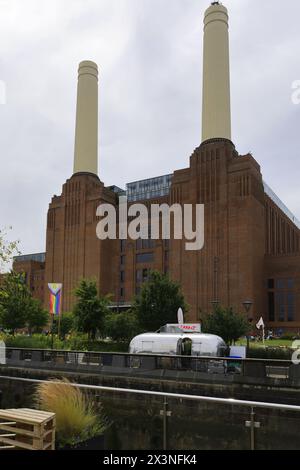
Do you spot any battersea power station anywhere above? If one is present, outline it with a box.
[14,2,300,331]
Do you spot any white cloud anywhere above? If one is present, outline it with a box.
[0,0,299,255]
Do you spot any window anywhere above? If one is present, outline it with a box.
[136,269,150,283]
[120,240,126,253]
[276,293,285,322]
[268,278,296,323]
[142,268,149,282]
[143,239,155,249]
[276,279,285,289]
[135,286,141,296]
[136,252,154,264]
[136,239,155,250]
[120,287,125,298]
[268,292,275,322]
[120,255,126,266]
[136,239,143,250]
[287,293,295,322]
[120,271,125,283]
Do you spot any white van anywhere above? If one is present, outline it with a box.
[129,332,227,357]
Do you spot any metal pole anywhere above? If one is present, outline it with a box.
[58,314,61,340]
[245,406,260,450]
[163,397,168,450]
[250,407,255,451]
[160,396,171,450]
[50,315,54,350]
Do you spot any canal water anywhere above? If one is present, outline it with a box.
[1,378,300,450]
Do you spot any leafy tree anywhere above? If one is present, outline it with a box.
[0,272,47,334]
[104,311,141,343]
[0,271,28,332]
[132,271,187,332]
[0,227,20,273]
[52,312,74,340]
[26,298,49,334]
[73,279,111,340]
[202,306,251,345]
[59,312,74,339]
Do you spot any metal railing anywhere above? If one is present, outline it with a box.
[3,347,299,385]
[0,374,300,450]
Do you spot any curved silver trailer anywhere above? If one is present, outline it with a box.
[129,332,227,357]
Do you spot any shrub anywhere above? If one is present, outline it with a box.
[202,306,250,345]
[248,347,293,360]
[35,378,105,448]
[0,332,129,352]
[104,311,141,343]
[281,333,300,341]
[3,333,64,350]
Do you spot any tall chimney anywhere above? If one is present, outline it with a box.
[202,2,231,143]
[73,60,98,175]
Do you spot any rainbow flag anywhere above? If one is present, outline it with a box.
[48,283,63,316]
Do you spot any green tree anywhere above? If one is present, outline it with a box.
[0,271,48,334]
[0,271,28,332]
[104,311,141,343]
[52,312,74,339]
[132,271,187,332]
[59,312,74,339]
[26,298,49,334]
[0,227,20,273]
[202,306,250,345]
[73,279,110,340]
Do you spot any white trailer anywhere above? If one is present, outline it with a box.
[129,332,227,357]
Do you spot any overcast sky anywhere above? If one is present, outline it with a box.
[0,0,299,256]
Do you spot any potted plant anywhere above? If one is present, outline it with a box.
[35,378,106,450]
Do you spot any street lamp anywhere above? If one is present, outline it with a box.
[242,300,253,353]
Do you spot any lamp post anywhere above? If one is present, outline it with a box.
[242,300,253,353]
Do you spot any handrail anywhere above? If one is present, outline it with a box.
[4,347,294,365]
[0,374,299,412]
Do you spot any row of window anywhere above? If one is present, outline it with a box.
[268,279,294,290]
[268,278,296,322]
[120,268,151,290]
[136,268,150,284]
[120,240,170,252]
[120,252,155,266]
[268,292,295,322]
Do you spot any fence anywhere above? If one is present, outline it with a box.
[3,347,300,385]
[0,375,300,450]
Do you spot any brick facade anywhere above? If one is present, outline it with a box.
[13,138,295,331]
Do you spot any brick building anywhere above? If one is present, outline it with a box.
[0,253,46,305]
[14,2,300,331]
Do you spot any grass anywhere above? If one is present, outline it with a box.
[35,378,105,447]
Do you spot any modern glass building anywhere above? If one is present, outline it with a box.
[127,174,173,202]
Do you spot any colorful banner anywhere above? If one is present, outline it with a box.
[48,283,63,316]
